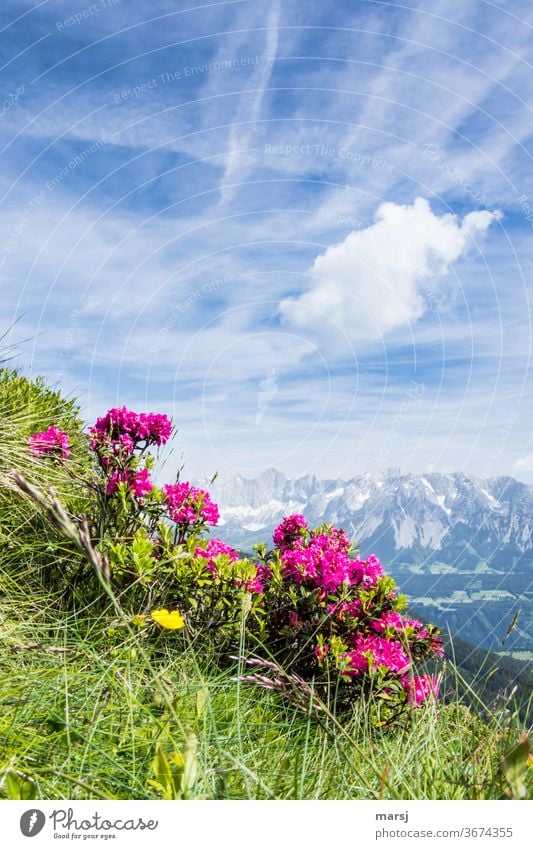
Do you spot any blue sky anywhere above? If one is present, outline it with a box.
[1,0,533,483]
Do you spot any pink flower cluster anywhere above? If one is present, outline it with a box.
[238,563,271,595]
[23,404,442,714]
[274,515,382,593]
[84,407,178,506]
[370,610,413,632]
[327,639,439,706]
[91,406,172,448]
[328,599,363,621]
[350,554,384,587]
[107,467,153,498]
[273,514,308,550]
[402,673,440,705]
[341,633,412,677]
[83,406,223,530]
[273,515,443,708]
[163,482,219,526]
[370,610,444,656]
[28,426,71,459]
[194,538,268,594]
[281,533,350,592]
[195,538,239,572]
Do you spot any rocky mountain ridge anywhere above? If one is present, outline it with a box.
[210,469,533,652]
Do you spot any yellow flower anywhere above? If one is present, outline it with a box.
[150,608,185,630]
[132,614,146,627]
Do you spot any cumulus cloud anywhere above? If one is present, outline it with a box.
[279,197,501,340]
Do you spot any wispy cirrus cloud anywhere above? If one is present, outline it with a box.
[1,0,532,482]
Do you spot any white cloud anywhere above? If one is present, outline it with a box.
[220,0,281,198]
[279,197,501,340]
[514,453,533,473]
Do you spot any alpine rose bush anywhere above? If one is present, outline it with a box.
[27,406,266,645]
[251,514,443,718]
[26,406,443,723]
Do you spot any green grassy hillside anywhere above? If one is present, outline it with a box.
[0,368,531,801]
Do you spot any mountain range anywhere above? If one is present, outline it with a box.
[211,469,533,654]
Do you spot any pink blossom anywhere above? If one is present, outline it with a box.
[339,650,369,677]
[315,528,351,552]
[403,618,431,641]
[117,434,135,453]
[195,541,265,594]
[280,545,319,584]
[28,426,71,459]
[257,563,272,583]
[280,530,353,591]
[273,514,308,550]
[106,470,126,495]
[275,521,384,594]
[430,635,445,656]
[92,407,172,446]
[350,554,384,587]
[403,616,424,630]
[344,634,411,677]
[234,564,269,595]
[195,539,239,572]
[314,643,330,662]
[164,482,219,526]
[130,467,153,498]
[241,572,265,594]
[370,610,405,633]
[370,612,444,657]
[328,599,363,621]
[106,467,153,498]
[288,611,300,628]
[142,412,172,445]
[402,673,439,705]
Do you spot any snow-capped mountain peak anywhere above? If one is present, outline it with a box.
[210,469,533,566]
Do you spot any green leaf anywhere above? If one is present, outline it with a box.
[4,770,37,800]
[502,610,521,646]
[502,733,531,799]
[181,731,199,799]
[196,686,209,718]
[170,750,185,771]
[147,779,173,799]
[151,746,173,799]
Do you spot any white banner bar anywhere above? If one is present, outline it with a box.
[2,799,532,848]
